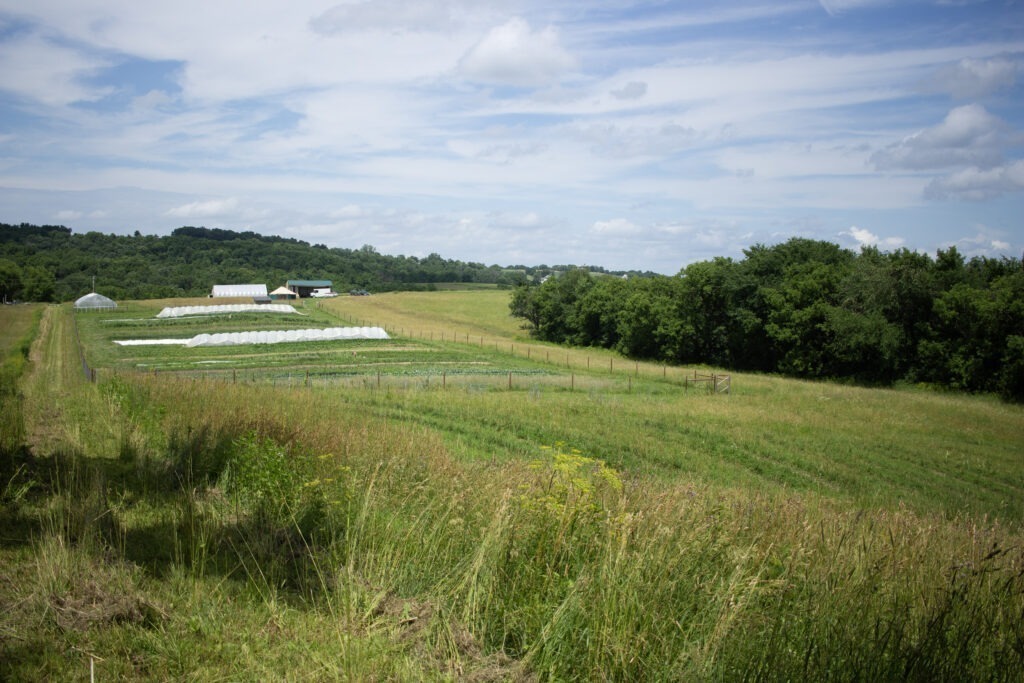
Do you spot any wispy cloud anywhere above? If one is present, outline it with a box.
[166,197,240,219]
[0,0,1020,272]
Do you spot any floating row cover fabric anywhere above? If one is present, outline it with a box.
[156,304,298,318]
[74,292,117,310]
[211,284,268,298]
[185,327,389,347]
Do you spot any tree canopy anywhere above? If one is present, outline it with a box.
[511,238,1024,401]
[1,223,648,302]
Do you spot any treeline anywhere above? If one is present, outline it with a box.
[511,238,1024,401]
[0,223,649,303]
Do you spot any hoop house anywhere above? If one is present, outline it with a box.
[74,292,117,310]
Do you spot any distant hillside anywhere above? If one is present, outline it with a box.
[0,223,653,302]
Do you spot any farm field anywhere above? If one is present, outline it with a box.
[2,293,1023,680]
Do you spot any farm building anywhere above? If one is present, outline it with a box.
[74,292,117,310]
[269,286,298,300]
[211,284,268,298]
[286,280,332,298]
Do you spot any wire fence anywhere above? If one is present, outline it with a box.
[70,309,97,383]
[81,305,732,396]
[123,365,731,398]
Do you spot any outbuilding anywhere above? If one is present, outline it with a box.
[269,286,299,300]
[286,280,333,298]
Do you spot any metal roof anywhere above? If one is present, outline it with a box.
[286,280,332,287]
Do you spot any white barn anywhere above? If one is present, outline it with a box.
[211,284,268,298]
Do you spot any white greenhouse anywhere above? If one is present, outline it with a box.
[74,292,117,310]
[211,284,268,298]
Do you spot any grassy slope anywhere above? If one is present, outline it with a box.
[2,296,1023,680]
[72,291,1024,521]
[328,291,1024,522]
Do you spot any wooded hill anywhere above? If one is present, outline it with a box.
[0,223,649,302]
[3,222,1021,400]
[511,238,1024,401]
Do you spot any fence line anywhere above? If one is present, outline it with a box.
[348,320,733,391]
[69,309,97,383]
[90,306,733,395]
[123,366,733,399]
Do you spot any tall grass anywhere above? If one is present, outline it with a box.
[91,374,1024,679]
[3,303,1023,680]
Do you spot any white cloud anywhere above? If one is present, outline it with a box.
[841,226,906,249]
[872,104,1008,171]
[0,32,111,106]
[610,81,647,100]
[947,230,1018,257]
[925,160,1024,200]
[459,18,576,87]
[818,0,888,16]
[166,197,240,218]
[572,120,698,159]
[925,56,1019,99]
[592,218,642,236]
[54,209,83,221]
[310,0,459,34]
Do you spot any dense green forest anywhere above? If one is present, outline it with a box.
[0,223,647,302]
[511,238,1024,401]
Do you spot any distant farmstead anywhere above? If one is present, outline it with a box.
[286,280,333,298]
[211,284,268,298]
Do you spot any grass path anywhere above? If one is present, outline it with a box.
[22,306,81,455]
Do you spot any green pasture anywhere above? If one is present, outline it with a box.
[67,293,1024,522]
[2,295,1023,681]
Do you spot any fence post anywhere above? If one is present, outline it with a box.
[508,372,512,390]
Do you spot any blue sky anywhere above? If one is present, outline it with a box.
[0,0,1021,273]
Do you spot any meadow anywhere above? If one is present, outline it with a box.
[1,292,1022,680]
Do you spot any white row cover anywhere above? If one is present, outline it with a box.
[186,327,389,347]
[156,304,298,318]
[114,326,389,347]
